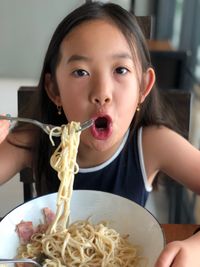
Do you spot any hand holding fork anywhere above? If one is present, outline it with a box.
[0,115,93,137]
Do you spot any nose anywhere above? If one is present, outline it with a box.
[89,75,112,106]
[92,94,111,106]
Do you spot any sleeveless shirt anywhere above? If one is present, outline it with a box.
[73,128,152,207]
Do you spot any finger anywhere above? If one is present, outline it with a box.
[1,120,10,126]
[0,125,9,135]
[0,122,10,132]
[155,242,181,267]
[0,123,10,143]
[0,119,10,127]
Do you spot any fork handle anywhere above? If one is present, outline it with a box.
[0,115,30,123]
[0,115,12,120]
[0,258,41,266]
[0,115,28,124]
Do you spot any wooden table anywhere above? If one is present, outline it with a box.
[147,40,174,51]
[161,224,200,244]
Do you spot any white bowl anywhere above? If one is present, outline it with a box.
[0,190,165,266]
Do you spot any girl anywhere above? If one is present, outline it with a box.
[0,2,200,266]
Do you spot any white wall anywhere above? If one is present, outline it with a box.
[0,0,132,80]
[0,0,85,80]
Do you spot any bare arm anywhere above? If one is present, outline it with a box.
[0,132,32,184]
[143,126,200,193]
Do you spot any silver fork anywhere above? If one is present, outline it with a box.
[0,115,94,137]
[0,258,42,266]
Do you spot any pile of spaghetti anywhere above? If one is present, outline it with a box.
[16,121,144,267]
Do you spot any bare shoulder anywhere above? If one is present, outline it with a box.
[142,125,188,148]
[142,125,200,189]
[142,125,197,161]
[143,124,179,138]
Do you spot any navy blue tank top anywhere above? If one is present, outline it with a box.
[73,128,152,206]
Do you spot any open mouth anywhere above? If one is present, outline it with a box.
[95,116,109,131]
[91,115,112,140]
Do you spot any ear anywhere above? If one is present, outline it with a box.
[140,67,155,103]
[45,73,62,106]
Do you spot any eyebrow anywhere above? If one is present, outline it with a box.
[66,52,133,64]
[66,55,91,64]
[112,53,133,60]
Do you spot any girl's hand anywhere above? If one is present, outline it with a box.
[155,231,200,267]
[0,116,10,143]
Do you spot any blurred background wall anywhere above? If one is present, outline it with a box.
[0,0,133,80]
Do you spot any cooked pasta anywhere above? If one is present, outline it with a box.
[16,121,145,267]
[47,122,81,234]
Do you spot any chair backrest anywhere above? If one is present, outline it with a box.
[150,50,189,90]
[136,15,154,39]
[18,86,36,201]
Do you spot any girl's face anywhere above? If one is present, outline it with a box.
[46,19,155,163]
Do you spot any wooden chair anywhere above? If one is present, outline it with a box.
[150,50,189,91]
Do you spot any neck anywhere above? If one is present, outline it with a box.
[77,143,120,169]
[77,132,129,168]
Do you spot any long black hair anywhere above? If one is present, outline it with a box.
[20,1,172,195]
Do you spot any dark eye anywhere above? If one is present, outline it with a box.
[73,69,89,77]
[115,67,129,75]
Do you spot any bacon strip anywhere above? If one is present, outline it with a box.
[16,208,55,244]
[16,221,34,245]
[43,207,55,225]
